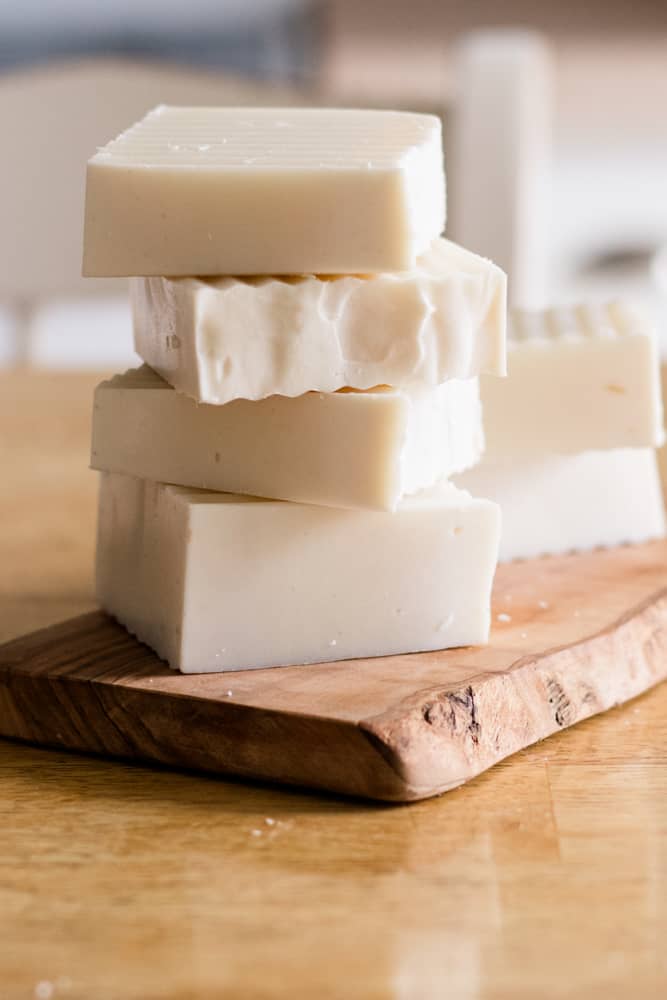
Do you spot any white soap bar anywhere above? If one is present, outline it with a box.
[83,106,445,276]
[131,238,506,404]
[96,472,500,672]
[91,367,483,511]
[456,448,665,562]
[481,302,664,458]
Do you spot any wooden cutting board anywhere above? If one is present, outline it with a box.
[1,539,666,802]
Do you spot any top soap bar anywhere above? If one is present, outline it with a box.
[82,105,446,276]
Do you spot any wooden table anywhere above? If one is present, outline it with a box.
[2,371,666,1000]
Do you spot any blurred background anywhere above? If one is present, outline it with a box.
[1,0,667,368]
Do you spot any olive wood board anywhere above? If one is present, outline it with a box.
[1,540,667,802]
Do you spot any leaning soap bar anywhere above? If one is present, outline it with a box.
[96,472,500,672]
[456,448,665,562]
[91,367,483,511]
[83,106,445,276]
[481,302,664,458]
[132,238,506,404]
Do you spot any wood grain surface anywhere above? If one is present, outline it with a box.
[2,538,667,802]
[2,371,667,999]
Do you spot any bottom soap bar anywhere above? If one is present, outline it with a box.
[456,448,665,562]
[96,472,501,673]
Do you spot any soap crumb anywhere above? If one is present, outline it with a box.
[265,817,276,826]
[329,639,337,647]
[251,829,262,837]
[34,984,54,1000]
[497,613,511,623]
[226,690,234,697]
[538,600,550,609]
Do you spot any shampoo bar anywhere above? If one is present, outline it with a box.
[456,448,665,562]
[83,106,445,276]
[132,239,506,404]
[481,302,664,458]
[91,367,483,511]
[96,472,500,672]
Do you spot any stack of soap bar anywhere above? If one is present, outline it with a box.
[85,105,507,673]
[456,302,666,561]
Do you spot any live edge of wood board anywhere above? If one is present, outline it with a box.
[1,539,666,803]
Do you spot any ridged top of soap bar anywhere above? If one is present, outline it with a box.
[508,301,651,346]
[90,105,442,170]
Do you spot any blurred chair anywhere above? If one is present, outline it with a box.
[0,58,304,366]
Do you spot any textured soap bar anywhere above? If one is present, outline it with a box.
[83,106,445,276]
[91,367,483,511]
[132,238,506,404]
[481,302,664,457]
[456,448,665,562]
[96,472,500,672]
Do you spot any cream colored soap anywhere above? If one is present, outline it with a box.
[91,367,483,511]
[83,106,445,276]
[132,238,506,404]
[481,302,664,458]
[456,448,665,562]
[96,472,501,673]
